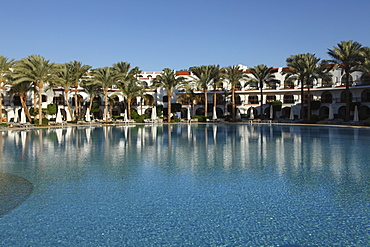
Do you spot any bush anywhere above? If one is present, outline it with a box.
[0,123,8,127]
[270,101,282,111]
[364,119,370,126]
[192,115,207,122]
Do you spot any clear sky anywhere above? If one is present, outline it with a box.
[1,0,370,71]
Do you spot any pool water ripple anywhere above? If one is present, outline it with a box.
[0,124,369,246]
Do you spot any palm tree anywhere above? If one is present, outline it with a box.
[286,54,309,119]
[12,55,59,125]
[209,65,223,115]
[152,68,186,122]
[117,79,144,119]
[327,40,364,121]
[8,81,33,122]
[69,61,91,119]
[286,54,333,120]
[91,66,117,123]
[80,80,101,111]
[359,46,370,84]
[247,65,275,120]
[0,56,15,123]
[52,63,74,120]
[190,65,215,117]
[177,82,201,116]
[224,65,247,120]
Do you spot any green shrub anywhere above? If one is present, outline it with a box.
[0,123,8,127]
[192,115,207,122]
[364,119,370,126]
[47,103,57,115]
[270,101,282,111]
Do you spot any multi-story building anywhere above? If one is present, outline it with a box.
[1,66,370,122]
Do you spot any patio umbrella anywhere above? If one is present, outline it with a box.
[56,107,63,123]
[124,109,128,122]
[85,108,91,122]
[13,109,18,123]
[7,109,13,122]
[151,106,157,121]
[20,108,26,124]
[212,106,217,120]
[270,106,273,119]
[66,107,72,121]
[328,104,334,120]
[289,107,294,120]
[249,108,254,120]
[236,109,241,120]
[353,106,359,122]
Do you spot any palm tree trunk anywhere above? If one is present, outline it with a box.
[232,86,235,121]
[127,98,131,119]
[20,94,32,122]
[65,89,73,121]
[104,88,108,123]
[74,88,78,119]
[345,72,350,122]
[300,78,304,119]
[204,89,208,118]
[33,84,37,110]
[167,91,172,123]
[213,89,217,110]
[89,97,93,111]
[38,83,43,125]
[307,83,311,121]
[260,86,263,119]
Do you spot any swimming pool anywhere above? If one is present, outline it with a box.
[0,124,369,246]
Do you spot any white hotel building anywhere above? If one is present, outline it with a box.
[1,65,370,122]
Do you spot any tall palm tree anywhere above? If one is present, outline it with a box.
[52,63,74,120]
[8,81,33,122]
[152,68,186,122]
[224,65,247,120]
[209,65,223,114]
[80,80,101,111]
[327,40,364,121]
[91,66,118,123]
[69,61,91,118]
[286,54,332,120]
[177,82,202,117]
[247,65,275,119]
[286,54,309,119]
[190,65,215,117]
[0,56,15,123]
[12,55,59,125]
[359,46,370,84]
[117,79,144,119]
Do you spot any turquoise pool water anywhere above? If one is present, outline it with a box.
[0,124,369,246]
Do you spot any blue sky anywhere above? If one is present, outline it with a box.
[1,0,370,71]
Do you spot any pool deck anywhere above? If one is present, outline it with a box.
[0,119,369,132]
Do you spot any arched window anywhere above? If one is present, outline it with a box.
[340,91,352,103]
[361,89,370,102]
[321,92,333,103]
[266,95,276,103]
[42,95,47,102]
[248,95,258,104]
[283,94,294,104]
[53,95,65,105]
[13,96,21,106]
[341,74,354,85]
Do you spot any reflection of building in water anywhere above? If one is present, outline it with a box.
[0,125,368,186]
